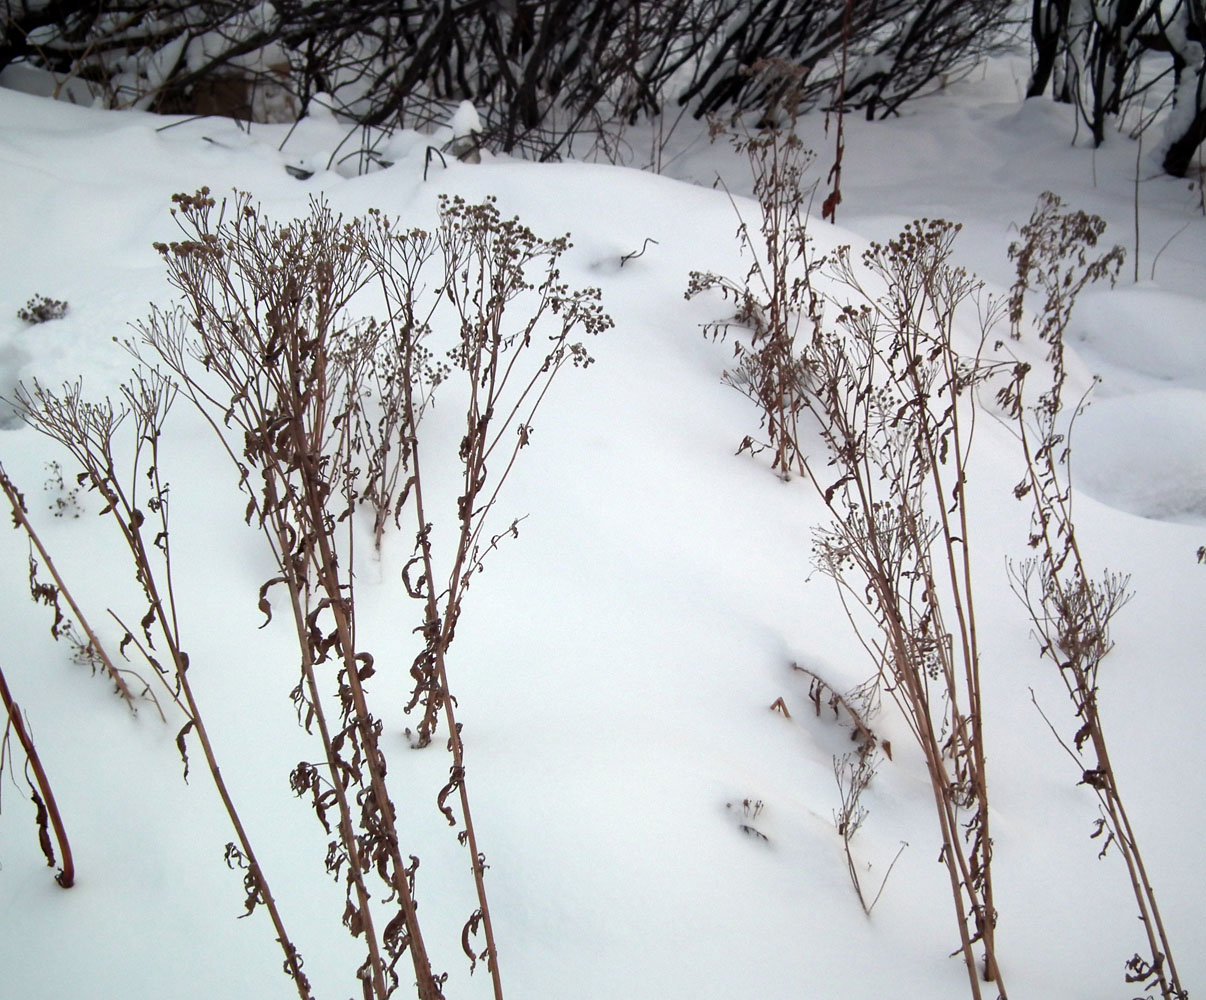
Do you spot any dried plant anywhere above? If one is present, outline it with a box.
[17,294,69,325]
[726,797,769,842]
[790,662,902,914]
[117,187,606,1000]
[686,125,822,478]
[999,192,1186,1000]
[803,221,1010,996]
[0,658,74,888]
[792,662,886,761]
[694,116,1010,992]
[1,456,167,886]
[831,752,906,916]
[42,461,81,519]
[130,190,436,1000]
[1,460,138,706]
[362,194,609,995]
[11,372,313,998]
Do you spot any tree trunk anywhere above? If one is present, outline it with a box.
[1163,101,1206,177]
[1027,0,1072,99]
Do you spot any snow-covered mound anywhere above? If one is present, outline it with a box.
[1,54,1204,1000]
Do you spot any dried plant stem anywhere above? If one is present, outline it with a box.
[0,461,134,705]
[686,127,820,479]
[0,661,74,888]
[157,611,313,998]
[293,468,441,1000]
[801,223,1007,995]
[129,190,463,998]
[792,663,883,757]
[694,132,1008,990]
[363,195,606,998]
[13,376,313,1000]
[404,444,503,999]
[81,187,609,999]
[1010,412,1184,998]
[1003,191,1184,1000]
[160,354,421,996]
[279,542,393,990]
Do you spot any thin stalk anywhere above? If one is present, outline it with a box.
[0,662,74,888]
[0,461,136,706]
[404,435,504,1000]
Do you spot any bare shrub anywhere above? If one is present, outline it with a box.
[2,2,1012,162]
[1025,0,1206,177]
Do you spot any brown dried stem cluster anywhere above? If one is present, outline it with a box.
[121,187,605,999]
[1000,192,1186,1000]
[13,372,313,995]
[692,125,1008,996]
[694,119,1191,1000]
[803,222,1008,996]
[4,184,605,999]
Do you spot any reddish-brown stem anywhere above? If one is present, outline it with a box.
[406,438,505,1000]
[0,462,136,706]
[267,498,397,1000]
[303,486,442,1000]
[118,482,314,1000]
[0,661,74,888]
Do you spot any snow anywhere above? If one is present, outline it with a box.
[1,50,1205,1000]
[449,101,483,140]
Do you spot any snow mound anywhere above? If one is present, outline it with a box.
[1075,387,1206,523]
[1073,285,1206,391]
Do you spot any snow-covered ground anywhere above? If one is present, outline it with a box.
[1,52,1203,1000]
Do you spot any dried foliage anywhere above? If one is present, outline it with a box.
[90,186,607,999]
[1,459,138,705]
[803,222,1009,997]
[16,294,68,324]
[725,797,769,841]
[692,120,1010,993]
[0,655,74,888]
[686,125,822,478]
[790,662,902,914]
[12,371,314,996]
[1000,192,1187,1000]
[1,458,157,892]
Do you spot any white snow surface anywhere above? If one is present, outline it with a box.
[1,54,1204,1000]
